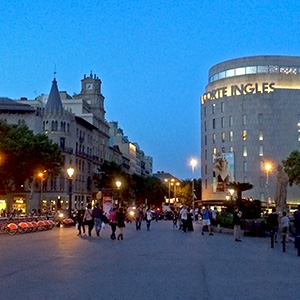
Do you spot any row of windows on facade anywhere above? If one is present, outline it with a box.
[208,64,300,83]
[204,114,263,130]
[204,130,264,144]
[43,121,70,132]
[38,176,90,192]
[203,145,264,158]
[203,102,263,118]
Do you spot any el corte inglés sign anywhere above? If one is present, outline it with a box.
[201,82,275,103]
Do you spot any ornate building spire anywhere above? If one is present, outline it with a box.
[45,78,63,111]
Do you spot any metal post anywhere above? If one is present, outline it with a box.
[68,178,73,218]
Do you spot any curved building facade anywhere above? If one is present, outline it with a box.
[201,55,300,205]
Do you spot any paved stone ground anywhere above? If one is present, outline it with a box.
[0,221,300,300]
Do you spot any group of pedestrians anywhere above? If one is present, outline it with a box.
[75,203,126,240]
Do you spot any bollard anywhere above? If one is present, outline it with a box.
[282,233,286,252]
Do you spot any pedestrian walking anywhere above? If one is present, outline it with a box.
[92,203,104,237]
[172,210,178,229]
[146,208,153,231]
[135,206,144,230]
[83,203,94,237]
[267,208,279,243]
[187,208,194,231]
[233,206,242,242]
[116,207,126,240]
[201,206,213,235]
[294,205,300,248]
[281,211,290,242]
[180,205,188,232]
[76,205,86,235]
[109,207,117,240]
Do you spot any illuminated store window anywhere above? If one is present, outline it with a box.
[212,119,216,129]
[243,146,247,157]
[221,117,225,128]
[246,66,256,74]
[243,161,248,172]
[213,148,217,154]
[243,130,247,141]
[221,132,225,142]
[257,66,268,73]
[235,67,245,76]
[213,133,216,144]
[242,114,246,125]
[229,131,234,142]
[221,102,224,113]
[229,146,233,152]
[229,115,233,127]
[259,130,263,140]
[259,145,264,156]
[258,113,263,124]
[212,104,216,114]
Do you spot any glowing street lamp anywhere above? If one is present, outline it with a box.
[190,158,198,220]
[67,167,75,217]
[116,180,122,206]
[228,188,235,201]
[265,162,272,210]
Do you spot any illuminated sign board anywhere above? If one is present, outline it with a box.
[201,82,275,103]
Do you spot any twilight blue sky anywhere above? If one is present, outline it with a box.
[1,0,300,179]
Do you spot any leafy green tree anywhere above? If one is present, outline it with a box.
[0,122,62,193]
[282,150,300,186]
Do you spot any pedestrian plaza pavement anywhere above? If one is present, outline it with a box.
[1,220,300,300]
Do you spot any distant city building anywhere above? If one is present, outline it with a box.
[201,55,300,206]
[109,121,153,176]
[0,72,152,214]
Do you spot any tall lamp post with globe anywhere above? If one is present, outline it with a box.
[67,167,74,218]
[116,180,122,207]
[190,158,198,220]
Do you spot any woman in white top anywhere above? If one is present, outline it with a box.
[83,203,94,236]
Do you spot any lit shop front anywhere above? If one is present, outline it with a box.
[12,197,26,213]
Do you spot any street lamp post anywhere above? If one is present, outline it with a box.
[67,167,74,218]
[190,158,198,220]
[116,180,122,207]
[164,179,171,203]
[265,163,272,211]
[38,172,44,212]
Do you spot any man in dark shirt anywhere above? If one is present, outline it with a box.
[267,208,279,243]
[92,203,104,237]
[294,205,300,248]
